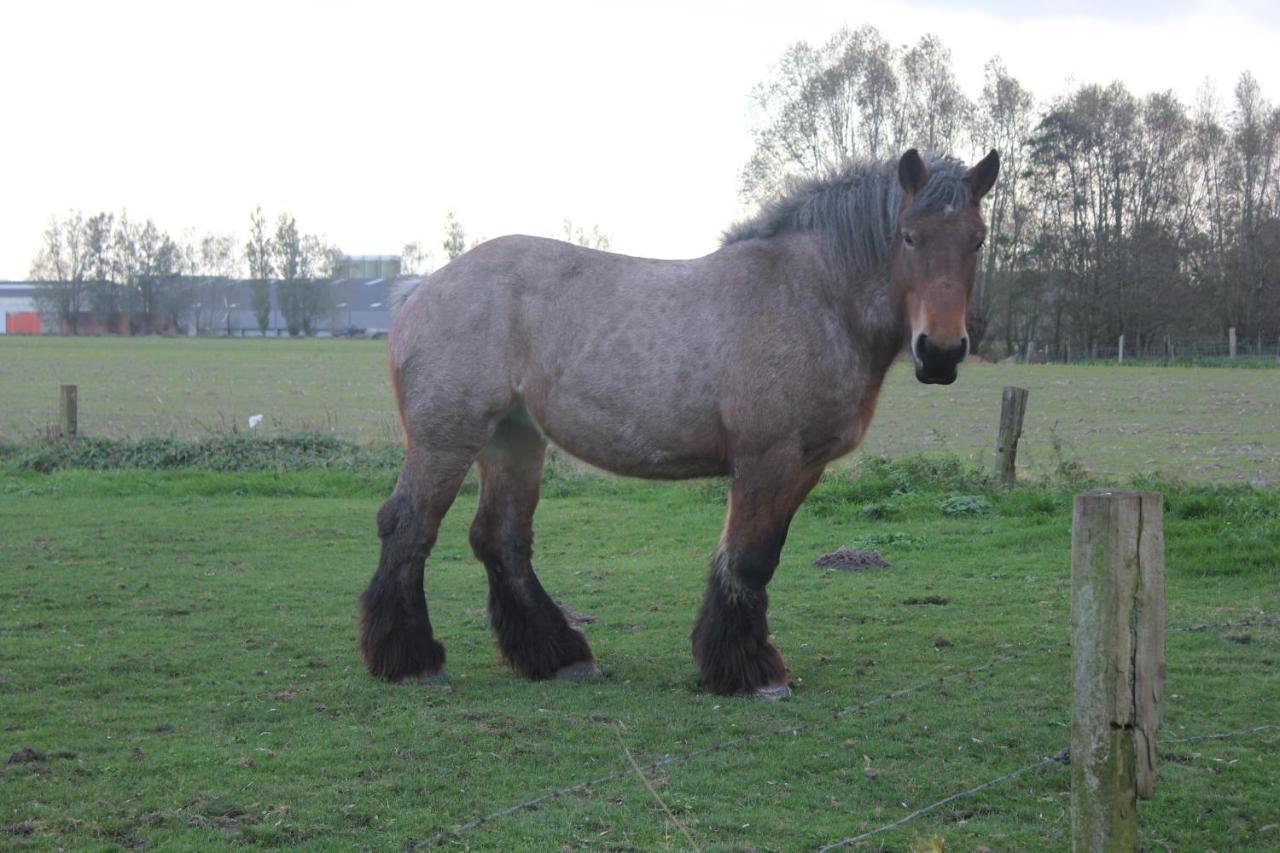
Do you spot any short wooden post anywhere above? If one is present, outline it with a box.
[59,384,78,439]
[1228,327,1237,359]
[1071,490,1165,852]
[1164,336,1173,363]
[994,386,1029,489]
[1117,334,1125,364]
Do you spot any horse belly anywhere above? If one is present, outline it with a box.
[522,378,728,480]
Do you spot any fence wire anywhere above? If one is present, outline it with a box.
[818,719,1278,851]
[406,615,1274,848]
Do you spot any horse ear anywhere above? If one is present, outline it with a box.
[967,149,1000,203]
[898,149,929,195]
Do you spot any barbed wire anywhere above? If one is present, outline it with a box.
[817,720,1279,851]
[1170,616,1278,633]
[1164,723,1279,744]
[817,754,1067,851]
[409,642,1062,847]
[406,614,1275,848]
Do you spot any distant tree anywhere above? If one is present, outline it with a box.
[193,232,239,334]
[273,214,336,335]
[561,217,611,250]
[400,241,432,275]
[81,212,119,328]
[245,206,274,334]
[29,211,90,333]
[897,35,970,155]
[740,26,968,205]
[970,58,1035,352]
[114,216,182,332]
[442,210,467,261]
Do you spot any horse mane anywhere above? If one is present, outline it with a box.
[722,154,972,275]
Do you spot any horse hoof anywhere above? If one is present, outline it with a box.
[554,661,601,682]
[397,669,448,685]
[754,682,792,701]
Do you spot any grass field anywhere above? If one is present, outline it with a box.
[2,463,1278,849]
[2,336,1278,485]
[2,336,1278,848]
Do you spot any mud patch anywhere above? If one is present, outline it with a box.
[6,747,44,765]
[813,548,893,572]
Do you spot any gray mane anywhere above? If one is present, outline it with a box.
[722,154,972,275]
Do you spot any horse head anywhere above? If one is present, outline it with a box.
[892,148,999,385]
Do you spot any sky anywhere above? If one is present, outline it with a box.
[2,0,1278,280]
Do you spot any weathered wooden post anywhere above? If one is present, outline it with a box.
[1117,334,1125,364]
[1071,490,1165,852]
[1228,327,1237,359]
[1025,339,1035,364]
[1164,336,1173,363]
[59,384,78,439]
[994,386,1029,489]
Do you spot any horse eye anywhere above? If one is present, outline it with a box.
[902,231,916,248]
[975,238,985,251]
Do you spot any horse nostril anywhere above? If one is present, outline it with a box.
[913,332,928,362]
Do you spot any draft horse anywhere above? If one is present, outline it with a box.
[359,148,999,697]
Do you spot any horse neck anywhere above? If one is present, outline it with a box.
[830,259,908,378]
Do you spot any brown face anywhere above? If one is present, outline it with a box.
[892,149,999,385]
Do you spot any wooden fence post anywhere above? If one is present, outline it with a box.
[1228,327,1237,359]
[1118,335,1125,364]
[1025,340,1035,364]
[1071,490,1165,852]
[994,387,1029,489]
[59,385,78,439]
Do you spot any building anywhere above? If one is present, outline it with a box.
[2,276,420,337]
[186,275,420,336]
[334,255,402,280]
[0,282,41,334]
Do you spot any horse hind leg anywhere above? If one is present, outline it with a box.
[359,443,475,682]
[471,411,598,681]
[691,449,823,698]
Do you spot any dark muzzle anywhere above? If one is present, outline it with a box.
[913,333,967,385]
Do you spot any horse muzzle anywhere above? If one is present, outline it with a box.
[912,332,968,385]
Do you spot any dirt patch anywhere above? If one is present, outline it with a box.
[813,548,893,571]
[6,747,44,765]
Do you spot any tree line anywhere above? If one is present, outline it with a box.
[29,207,341,336]
[742,25,1279,358]
[31,206,610,336]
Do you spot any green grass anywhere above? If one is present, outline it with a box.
[3,336,1280,485]
[2,465,1276,849]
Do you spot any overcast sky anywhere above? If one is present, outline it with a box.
[2,0,1278,279]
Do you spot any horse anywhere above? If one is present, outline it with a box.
[359,148,999,698]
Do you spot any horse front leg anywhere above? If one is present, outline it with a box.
[691,449,822,698]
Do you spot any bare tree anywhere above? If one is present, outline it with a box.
[400,241,432,275]
[970,58,1035,351]
[740,26,970,206]
[29,212,90,333]
[245,206,274,335]
[442,210,468,261]
[561,217,611,250]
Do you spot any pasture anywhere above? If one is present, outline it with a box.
[1,336,1278,485]
[1,336,1278,848]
